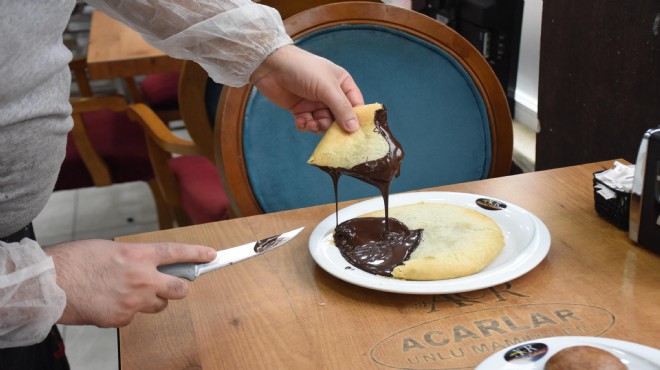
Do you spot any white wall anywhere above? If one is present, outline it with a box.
[515,0,543,132]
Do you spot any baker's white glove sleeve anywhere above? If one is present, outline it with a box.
[85,0,294,87]
[0,239,66,348]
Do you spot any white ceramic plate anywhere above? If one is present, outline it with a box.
[475,336,660,369]
[308,192,551,294]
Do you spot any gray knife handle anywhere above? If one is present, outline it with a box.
[157,263,197,281]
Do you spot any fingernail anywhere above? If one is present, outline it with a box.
[207,249,216,260]
[345,118,359,131]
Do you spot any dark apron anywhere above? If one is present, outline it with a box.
[0,224,69,370]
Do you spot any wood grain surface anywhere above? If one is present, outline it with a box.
[117,160,660,369]
[86,11,182,79]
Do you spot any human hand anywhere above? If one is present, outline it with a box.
[251,45,365,133]
[44,239,216,327]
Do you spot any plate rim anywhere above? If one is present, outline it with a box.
[475,335,660,369]
[308,191,552,294]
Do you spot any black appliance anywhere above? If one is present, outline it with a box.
[413,0,524,116]
[630,127,660,254]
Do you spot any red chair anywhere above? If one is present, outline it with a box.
[127,61,230,227]
[139,72,181,123]
[121,72,181,124]
[56,58,172,229]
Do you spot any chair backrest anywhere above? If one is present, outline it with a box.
[215,2,513,217]
[256,0,379,19]
[178,61,223,162]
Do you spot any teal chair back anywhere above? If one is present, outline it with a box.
[216,2,512,217]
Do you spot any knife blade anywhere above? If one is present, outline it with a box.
[157,227,304,281]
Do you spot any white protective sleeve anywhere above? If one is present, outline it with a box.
[0,239,66,348]
[84,0,294,87]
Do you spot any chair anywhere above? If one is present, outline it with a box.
[127,61,230,227]
[56,58,172,229]
[122,72,182,124]
[214,2,513,217]
[256,0,379,19]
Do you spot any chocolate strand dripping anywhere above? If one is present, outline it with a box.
[313,106,421,277]
[317,106,404,233]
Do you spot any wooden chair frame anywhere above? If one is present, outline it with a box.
[127,61,219,227]
[123,75,182,123]
[67,58,172,229]
[215,2,513,217]
[256,0,379,19]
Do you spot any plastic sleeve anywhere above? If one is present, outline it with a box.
[84,0,294,87]
[0,239,66,348]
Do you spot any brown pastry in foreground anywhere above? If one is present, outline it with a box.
[545,345,627,370]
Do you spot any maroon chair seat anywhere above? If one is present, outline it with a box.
[168,155,229,224]
[140,72,179,110]
[55,109,153,191]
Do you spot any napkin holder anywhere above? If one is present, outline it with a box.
[629,127,660,254]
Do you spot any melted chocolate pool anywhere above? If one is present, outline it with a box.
[311,105,423,276]
[334,217,422,276]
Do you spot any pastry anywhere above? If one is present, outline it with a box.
[544,345,627,370]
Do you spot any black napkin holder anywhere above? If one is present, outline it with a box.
[593,171,631,230]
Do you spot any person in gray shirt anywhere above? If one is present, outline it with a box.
[0,1,363,368]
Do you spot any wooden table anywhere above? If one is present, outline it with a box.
[86,11,182,80]
[117,160,660,369]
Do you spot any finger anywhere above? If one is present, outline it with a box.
[303,120,323,134]
[311,108,335,132]
[340,74,365,107]
[294,113,324,133]
[294,111,314,130]
[315,117,334,132]
[152,243,216,265]
[295,117,307,131]
[312,108,333,121]
[141,296,169,314]
[155,274,190,300]
[318,81,359,133]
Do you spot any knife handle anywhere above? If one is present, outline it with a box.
[157,263,198,281]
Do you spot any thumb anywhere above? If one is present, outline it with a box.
[320,85,361,132]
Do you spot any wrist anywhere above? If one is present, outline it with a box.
[250,44,295,84]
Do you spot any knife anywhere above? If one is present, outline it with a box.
[157,227,304,281]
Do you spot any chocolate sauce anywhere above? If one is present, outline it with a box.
[312,106,418,276]
[316,106,404,231]
[254,235,279,253]
[334,217,422,276]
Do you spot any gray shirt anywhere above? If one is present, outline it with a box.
[0,1,74,238]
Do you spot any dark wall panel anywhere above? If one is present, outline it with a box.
[537,1,660,170]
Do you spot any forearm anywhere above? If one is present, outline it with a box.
[0,239,66,348]
[85,0,293,87]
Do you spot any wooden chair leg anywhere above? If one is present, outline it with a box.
[173,208,193,228]
[147,179,174,230]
